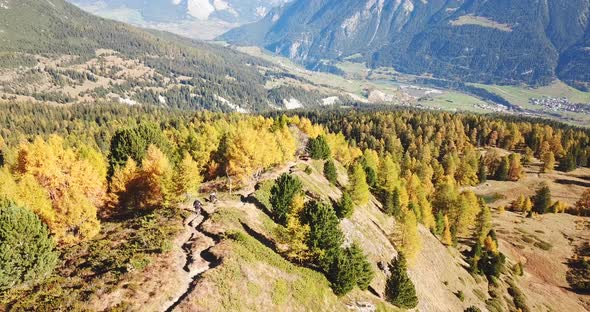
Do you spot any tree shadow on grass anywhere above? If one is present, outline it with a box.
[239,221,325,275]
[241,194,273,219]
[554,179,590,188]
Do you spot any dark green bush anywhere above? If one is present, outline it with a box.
[334,192,354,219]
[301,200,343,255]
[326,244,374,296]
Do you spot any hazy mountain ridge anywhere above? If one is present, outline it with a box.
[222,0,590,89]
[67,0,290,39]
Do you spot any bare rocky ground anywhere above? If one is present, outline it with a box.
[494,211,590,311]
[468,158,590,311]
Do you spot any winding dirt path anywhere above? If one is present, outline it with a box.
[161,205,220,312]
[160,160,300,311]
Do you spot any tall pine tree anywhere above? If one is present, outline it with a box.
[270,174,303,225]
[306,135,331,160]
[301,200,343,257]
[494,156,509,181]
[385,253,418,309]
[323,159,338,185]
[533,183,552,214]
[478,156,487,184]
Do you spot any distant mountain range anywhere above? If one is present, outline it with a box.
[67,0,290,39]
[221,0,590,89]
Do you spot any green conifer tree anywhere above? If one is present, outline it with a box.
[533,183,552,214]
[334,192,354,219]
[270,174,303,225]
[301,201,343,256]
[0,201,58,290]
[307,135,331,160]
[385,252,418,309]
[494,156,509,181]
[478,156,487,184]
[323,159,338,185]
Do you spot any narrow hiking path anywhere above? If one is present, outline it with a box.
[160,160,302,311]
[161,204,220,312]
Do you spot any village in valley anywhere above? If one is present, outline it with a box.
[529,97,590,114]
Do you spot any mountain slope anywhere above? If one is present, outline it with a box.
[221,0,590,89]
[0,0,341,111]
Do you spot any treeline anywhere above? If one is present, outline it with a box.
[292,109,590,175]
[0,102,193,153]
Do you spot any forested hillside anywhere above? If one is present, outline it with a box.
[222,0,590,89]
[1,102,589,310]
[0,0,340,111]
[1,1,589,310]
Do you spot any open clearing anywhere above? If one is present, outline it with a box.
[450,15,513,32]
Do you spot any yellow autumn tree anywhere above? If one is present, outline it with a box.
[291,116,324,138]
[350,163,370,205]
[550,201,567,213]
[0,168,55,228]
[406,172,435,230]
[14,136,105,244]
[222,118,296,186]
[542,151,555,173]
[0,168,18,200]
[399,210,422,262]
[417,192,436,231]
[187,122,223,170]
[274,124,298,164]
[136,145,174,209]
[379,154,402,193]
[442,214,452,246]
[174,153,203,201]
[283,194,311,262]
[363,149,380,174]
[483,235,498,254]
[108,158,139,210]
[507,153,524,181]
[510,195,526,211]
[325,132,362,166]
[16,174,55,226]
[457,191,481,236]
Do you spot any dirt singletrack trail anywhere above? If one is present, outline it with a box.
[162,204,220,312]
[161,159,302,311]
